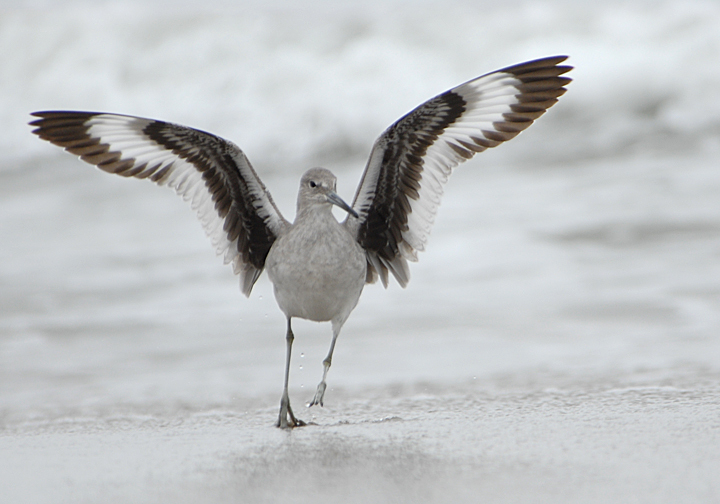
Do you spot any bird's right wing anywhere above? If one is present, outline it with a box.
[30,111,289,296]
[345,56,572,287]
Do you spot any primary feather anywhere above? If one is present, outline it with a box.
[29,112,288,296]
[346,56,572,287]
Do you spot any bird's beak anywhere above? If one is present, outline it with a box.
[326,191,358,218]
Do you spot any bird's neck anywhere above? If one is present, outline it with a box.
[294,203,337,226]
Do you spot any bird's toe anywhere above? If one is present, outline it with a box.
[309,382,327,407]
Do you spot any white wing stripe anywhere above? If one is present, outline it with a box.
[350,56,571,288]
[31,111,288,296]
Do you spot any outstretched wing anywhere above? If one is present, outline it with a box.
[30,111,289,296]
[346,56,572,287]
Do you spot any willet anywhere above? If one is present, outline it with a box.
[30,55,572,428]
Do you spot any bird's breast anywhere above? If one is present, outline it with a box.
[265,217,366,323]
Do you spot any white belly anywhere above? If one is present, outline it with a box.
[266,218,366,324]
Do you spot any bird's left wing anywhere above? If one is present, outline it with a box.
[345,56,572,287]
[30,111,289,296]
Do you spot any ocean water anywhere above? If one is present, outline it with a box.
[1,0,720,502]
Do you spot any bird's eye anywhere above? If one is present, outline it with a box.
[309,180,317,188]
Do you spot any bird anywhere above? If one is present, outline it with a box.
[30,55,572,428]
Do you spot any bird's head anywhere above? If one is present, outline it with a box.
[297,168,357,218]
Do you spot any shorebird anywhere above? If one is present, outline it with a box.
[30,55,572,428]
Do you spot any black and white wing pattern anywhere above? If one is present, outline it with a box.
[346,56,572,287]
[29,112,289,296]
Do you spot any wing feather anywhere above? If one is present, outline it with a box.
[346,56,572,287]
[30,111,288,296]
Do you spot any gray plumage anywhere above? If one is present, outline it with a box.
[29,56,572,428]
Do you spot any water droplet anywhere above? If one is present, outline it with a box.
[300,353,304,358]
[299,365,303,370]
[472,376,477,380]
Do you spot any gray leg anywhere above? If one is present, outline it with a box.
[277,317,306,429]
[309,322,342,407]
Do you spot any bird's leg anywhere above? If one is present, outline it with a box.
[277,317,306,429]
[309,322,342,407]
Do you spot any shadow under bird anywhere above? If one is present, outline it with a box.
[30,55,572,428]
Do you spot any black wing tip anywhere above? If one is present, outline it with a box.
[530,55,570,65]
[30,110,96,119]
[500,56,573,94]
[501,55,573,77]
[29,111,100,132]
